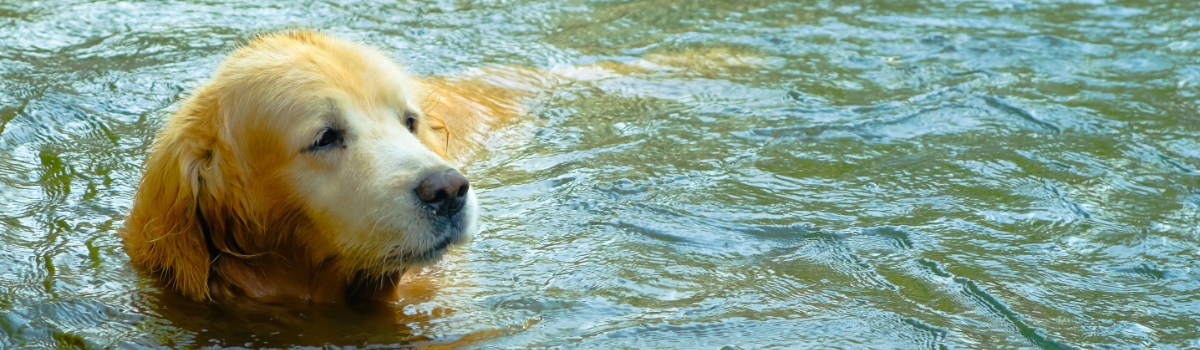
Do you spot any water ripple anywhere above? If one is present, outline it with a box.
[1,0,1199,348]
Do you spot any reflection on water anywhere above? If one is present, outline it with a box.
[2,0,1199,348]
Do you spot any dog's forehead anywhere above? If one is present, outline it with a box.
[304,59,407,106]
[214,36,427,152]
[255,59,414,121]
[252,42,411,103]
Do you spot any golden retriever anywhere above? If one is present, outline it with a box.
[120,30,522,304]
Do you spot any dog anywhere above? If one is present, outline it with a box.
[120,30,522,304]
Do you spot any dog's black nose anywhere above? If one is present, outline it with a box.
[416,168,469,216]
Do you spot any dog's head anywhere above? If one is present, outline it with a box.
[121,31,476,300]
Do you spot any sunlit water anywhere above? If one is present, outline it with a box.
[2,0,1199,348]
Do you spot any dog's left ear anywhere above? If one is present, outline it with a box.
[121,93,223,301]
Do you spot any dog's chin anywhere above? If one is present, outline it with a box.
[392,236,457,267]
[382,198,478,268]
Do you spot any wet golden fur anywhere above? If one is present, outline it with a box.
[120,31,521,303]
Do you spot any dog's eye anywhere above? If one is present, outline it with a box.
[310,128,344,151]
[403,111,418,133]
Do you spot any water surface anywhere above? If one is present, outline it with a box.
[1,0,1198,348]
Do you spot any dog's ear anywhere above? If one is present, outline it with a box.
[419,78,524,162]
[421,109,450,160]
[121,94,221,301]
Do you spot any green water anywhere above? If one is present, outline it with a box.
[1,0,1198,348]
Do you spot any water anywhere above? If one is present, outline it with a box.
[1,0,1198,348]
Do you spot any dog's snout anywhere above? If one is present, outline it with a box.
[416,168,469,216]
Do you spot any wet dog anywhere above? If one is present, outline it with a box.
[121,30,520,304]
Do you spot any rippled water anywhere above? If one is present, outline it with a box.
[2,0,1199,348]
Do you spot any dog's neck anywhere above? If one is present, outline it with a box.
[206,252,405,304]
[201,223,405,304]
